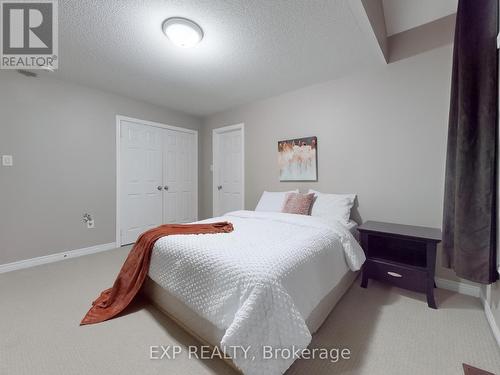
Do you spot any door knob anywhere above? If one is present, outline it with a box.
[157,186,163,191]
[164,186,169,191]
[217,185,223,191]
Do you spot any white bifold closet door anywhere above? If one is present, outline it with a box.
[120,119,197,246]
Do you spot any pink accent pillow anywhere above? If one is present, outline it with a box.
[281,192,315,215]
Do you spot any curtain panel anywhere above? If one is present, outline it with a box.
[442,0,498,284]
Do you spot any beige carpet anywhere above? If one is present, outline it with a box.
[1,247,499,375]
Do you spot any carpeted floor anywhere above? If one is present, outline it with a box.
[1,247,499,375]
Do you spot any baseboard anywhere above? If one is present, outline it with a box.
[481,292,500,349]
[0,242,117,274]
[434,278,500,349]
[435,277,481,298]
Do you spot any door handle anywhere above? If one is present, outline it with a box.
[164,186,169,191]
[217,185,222,191]
[157,186,163,191]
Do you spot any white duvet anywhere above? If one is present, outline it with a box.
[148,210,365,375]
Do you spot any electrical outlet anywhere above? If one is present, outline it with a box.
[83,213,94,229]
[2,155,13,166]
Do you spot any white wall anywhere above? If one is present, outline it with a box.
[0,71,201,264]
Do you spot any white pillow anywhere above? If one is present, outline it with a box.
[308,189,356,224]
[255,190,299,212]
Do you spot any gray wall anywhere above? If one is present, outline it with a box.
[484,45,500,331]
[483,119,500,327]
[201,45,472,282]
[201,45,451,227]
[0,71,201,264]
[0,40,486,289]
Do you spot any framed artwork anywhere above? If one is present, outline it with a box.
[278,136,317,181]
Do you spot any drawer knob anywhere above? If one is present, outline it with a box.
[387,271,403,278]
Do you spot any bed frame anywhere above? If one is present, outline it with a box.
[142,271,358,372]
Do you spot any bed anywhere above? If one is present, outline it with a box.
[143,210,365,375]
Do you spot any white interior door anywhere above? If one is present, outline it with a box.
[213,124,244,216]
[163,130,197,223]
[120,121,163,245]
[119,117,198,245]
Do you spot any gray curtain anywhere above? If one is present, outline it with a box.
[443,0,498,284]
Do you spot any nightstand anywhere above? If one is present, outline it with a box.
[358,221,442,309]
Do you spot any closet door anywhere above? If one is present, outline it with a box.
[163,130,196,223]
[120,121,163,245]
[178,131,197,222]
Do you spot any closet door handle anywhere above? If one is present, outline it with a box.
[217,185,223,191]
[164,186,169,191]
[157,186,163,191]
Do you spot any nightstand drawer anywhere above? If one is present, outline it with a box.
[365,259,427,293]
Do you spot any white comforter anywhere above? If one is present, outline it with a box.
[148,210,365,375]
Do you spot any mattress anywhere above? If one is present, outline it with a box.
[146,210,365,375]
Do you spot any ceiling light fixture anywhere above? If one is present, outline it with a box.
[162,17,203,48]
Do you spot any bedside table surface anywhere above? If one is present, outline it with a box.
[358,221,441,242]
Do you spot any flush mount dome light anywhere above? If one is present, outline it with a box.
[162,17,203,48]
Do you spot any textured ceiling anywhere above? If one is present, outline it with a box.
[53,0,381,116]
[382,0,457,36]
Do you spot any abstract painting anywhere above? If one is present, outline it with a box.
[278,136,317,181]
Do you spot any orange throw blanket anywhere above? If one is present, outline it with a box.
[80,222,234,325]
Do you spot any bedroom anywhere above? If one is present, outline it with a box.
[0,0,499,374]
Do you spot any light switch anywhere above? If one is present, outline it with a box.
[2,155,13,166]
